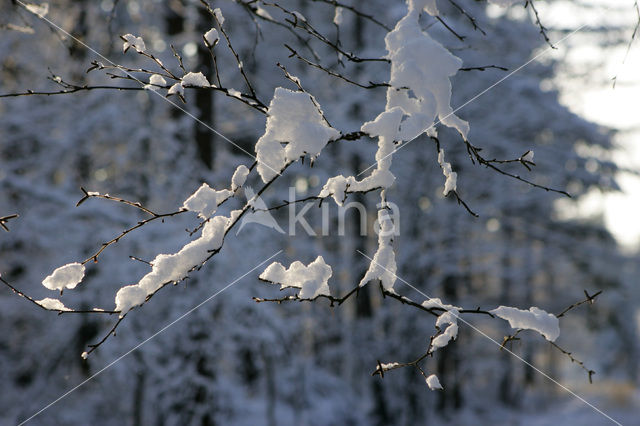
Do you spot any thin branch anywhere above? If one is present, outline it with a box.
[129,256,153,266]
[614,1,640,88]
[378,288,599,383]
[500,328,523,349]
[170,44,187,74]
[80,209,186,265]
[0,274,58,311]
[309,0,392,31]
[0,275,119,314]
[525,0,556,49]
[261,1,390,63]
[556,289,602,318]
[203,34,223,89]
[253,285,360,307]
[200,0,261,102]
[380,286,494,318]
[436,16,465,42]
[237,0,323,62]
[4,57,268,112]
[0,84,145,98]
[448,0,486,35]
[465,141,571,197]
[459,65,508,72]
[372,336,436,378]
[452,191,479,217]
[624,1,640,61]
[76,187,159,216]
[549,340,596,383]
[84,315,126,357]
[137,50,181,81]
[0,214,19,232]
[88,60,176,81]
[77,187,187,264]
[284,44,390,89]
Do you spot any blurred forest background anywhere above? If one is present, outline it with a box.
[0,0,638,424]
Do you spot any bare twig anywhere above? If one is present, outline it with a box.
[465,141,571,197]
[448,0,486,35]
[284,44,390,89]
[80,209,186,265]
[261,1,390,63]
[0,214,19,232]
[129,256,153,266]
[614,1,640,88]
[452,191,479,217]
[200,0,262,103]
[77,187,187,264]
[459,65,508,72]
[436,16,465,42]
[556,290,602,318]
[309,0,392,31]
[170,44,187,74]
[0,84,145,98]
[372,337,436,379]
[203,34,223,89]
[237,0,323,62]
[549,340,596,383]
[525,0,556,49]
[84,315,126,357]
[76,187,159,216]
[0,275,118,314]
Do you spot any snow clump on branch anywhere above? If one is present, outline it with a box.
[318,108,402,205]
[260,256,332,299]
[42,263,85,292]
[255,87,340,182]
[358,209,398,291]
[121,34,146,53]
[203,28,219,47]
[385,1,469,141]
[115,214,231,315]
[182,183,232,219]
[181,72,211,87]
[491,306,560,341]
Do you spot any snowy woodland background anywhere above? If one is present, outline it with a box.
[1,0,639,425]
